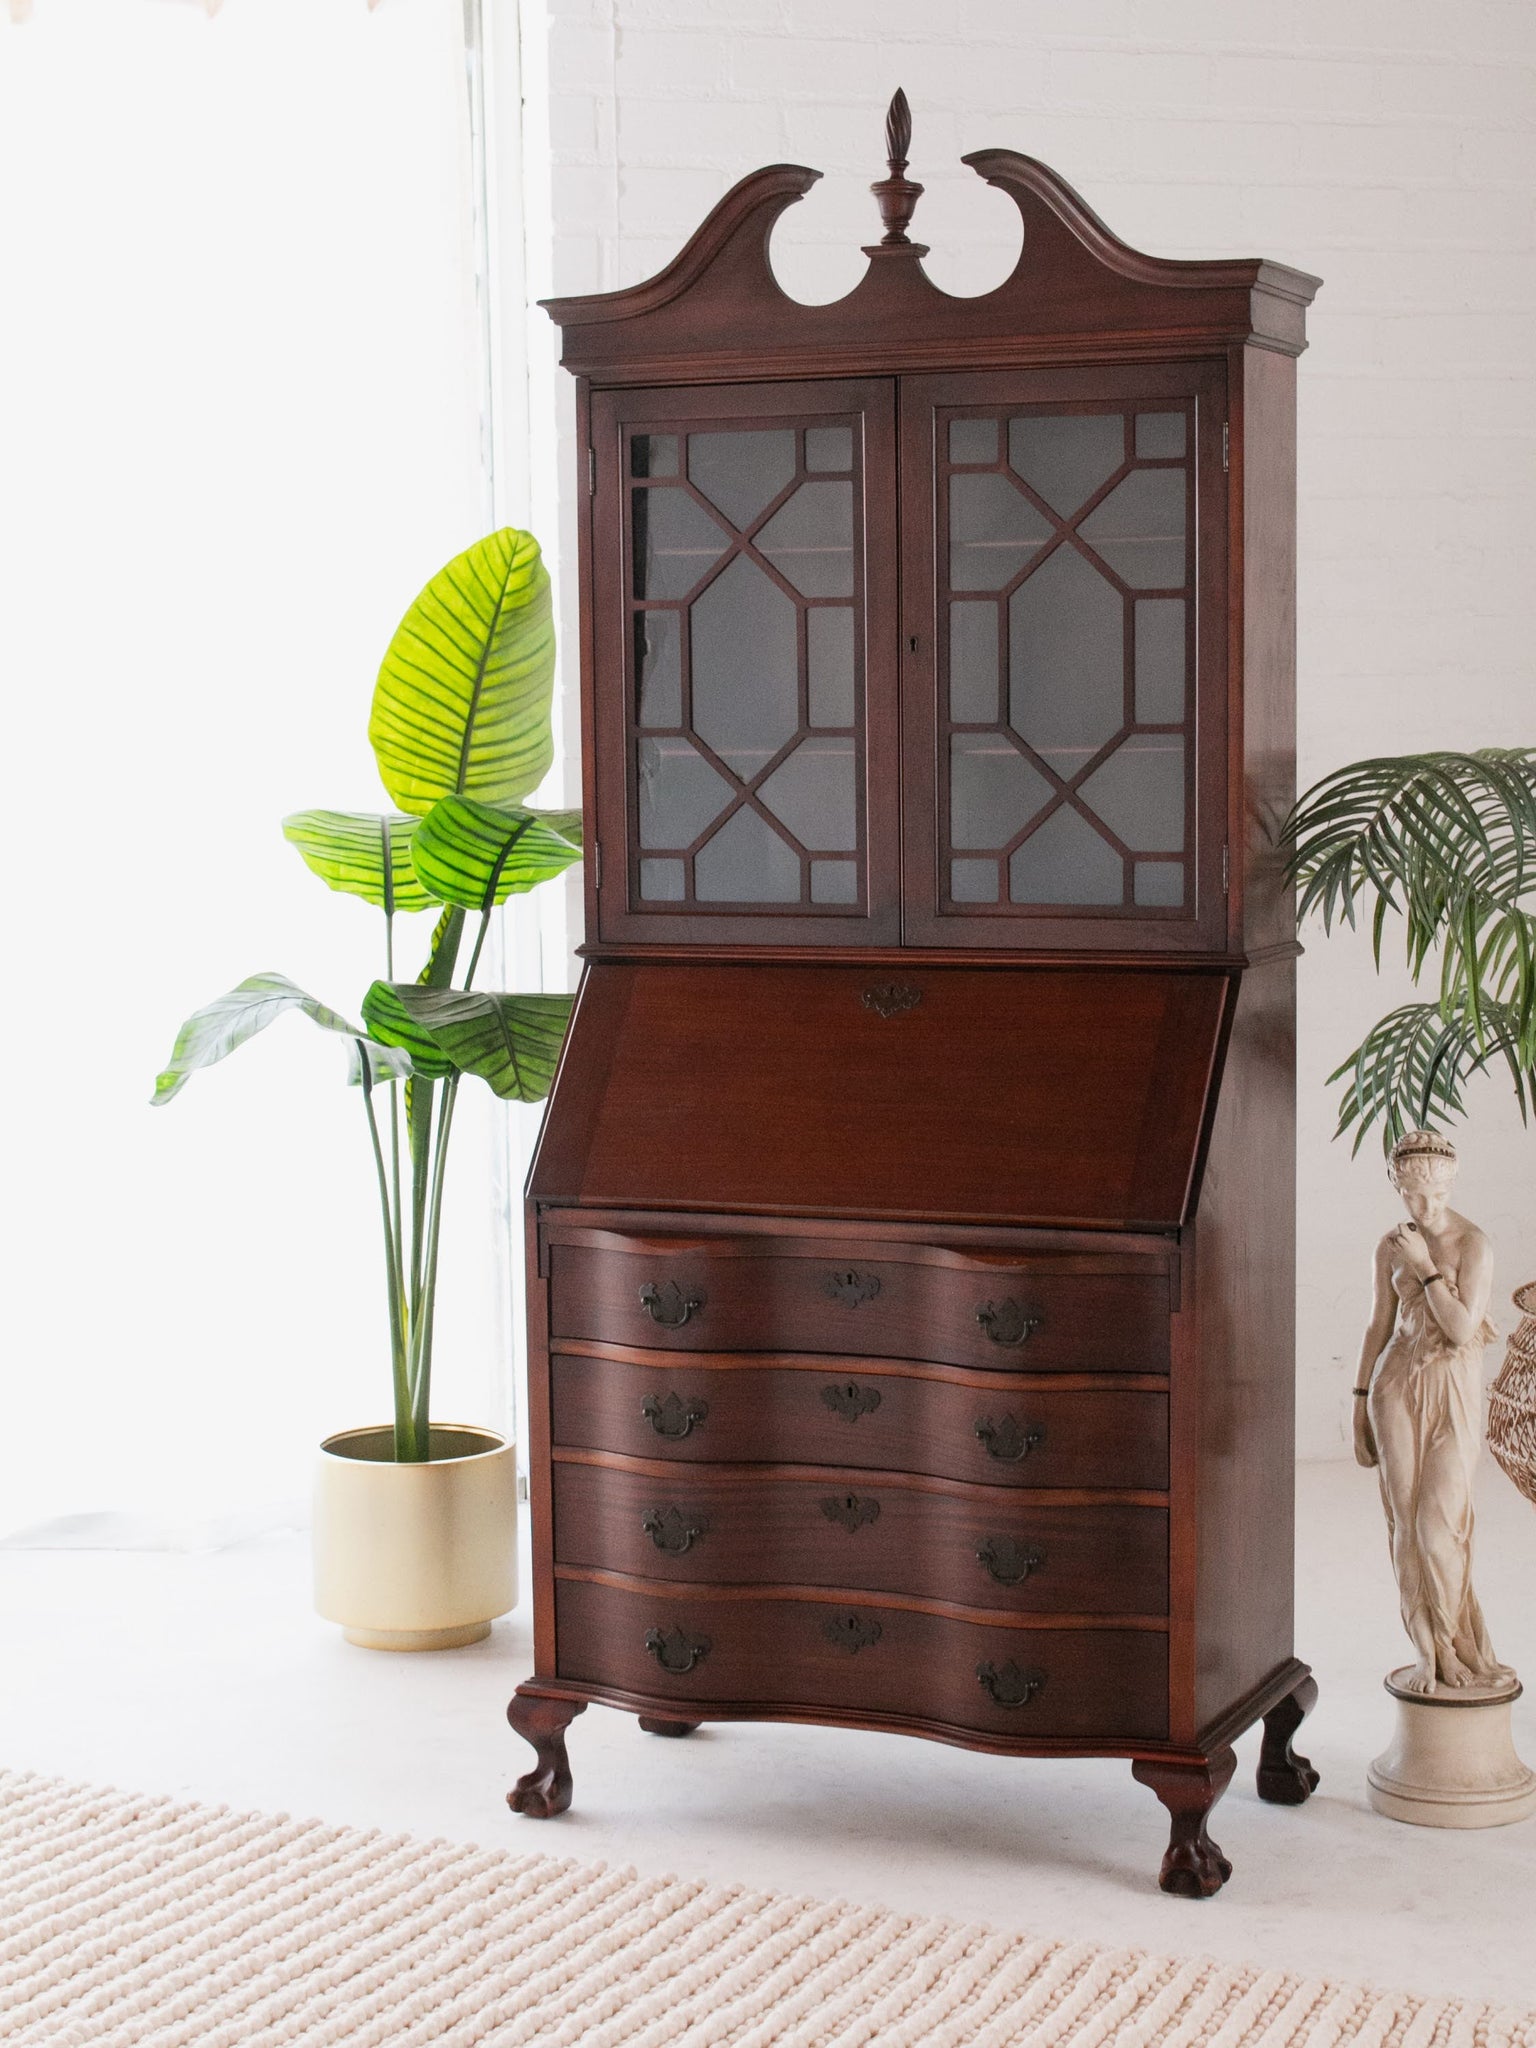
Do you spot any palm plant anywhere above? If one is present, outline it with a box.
[151,529,581,1459]
[1281,748,1536,1153]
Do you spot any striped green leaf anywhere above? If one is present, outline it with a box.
[361,982,574,1103]
[410,798,581,912]
[281,811,434,913]
[152,972,410,1106]
[369,528,556,817]
[360,981,458,1082]
[527,806,583,848]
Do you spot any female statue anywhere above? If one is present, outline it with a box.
[1353,1129,1510,1696]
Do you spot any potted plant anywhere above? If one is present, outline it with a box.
[152,527,581,1649]
[1282,748,1536,1151]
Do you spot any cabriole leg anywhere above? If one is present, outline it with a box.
[638,1715,702,1737]
[1132,1747,1237,1897]
[1257,1672,1320,1804]
[506,1688,586,1818]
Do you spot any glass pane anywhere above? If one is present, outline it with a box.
[810,859,858,903]
[694,805,801,901]
[1008,414,1123,516]
[637,738,732,849]
[807,607,855,726]
[951,858,1000,903]
[639,857,686,901]
[1134,599,1185,724]
[1078,470,1185,589]
[635,609,681,727]
[687,429,796,530]
[1134,860,1184,907]
[690,554,799,772]
[1009,547,1124,771]
[631,432,679,478]
[758,737,857,851]
[950,733,1051,851]
[949,416,998,464]
[949,473,1051,592]
[1009,806,1123,905]
[949,601,999,723]
[1135,411,1186,459]
[1079,735,1186,851]
[633,487,729,599]
[756,482,854,598]
[805,425,853,472]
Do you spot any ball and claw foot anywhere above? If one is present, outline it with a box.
[506,1689,586,1819]
[639,1716,702,1738]
[1257,1675,1320,1805]
[1132,1748,1237,1898]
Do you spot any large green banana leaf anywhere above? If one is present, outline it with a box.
[369,528,555,817]
[410,797,581,912]
[281,811,433,913]
[362,982,574,1103]
[152,972,411,1106]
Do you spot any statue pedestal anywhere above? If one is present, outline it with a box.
[1368,1670,1536,1828]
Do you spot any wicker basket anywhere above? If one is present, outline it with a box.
[1488,1282,1536,1507]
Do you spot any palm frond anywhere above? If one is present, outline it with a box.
[1328,994,1533,1155]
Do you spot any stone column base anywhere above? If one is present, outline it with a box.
[1368,1669,1536,1829]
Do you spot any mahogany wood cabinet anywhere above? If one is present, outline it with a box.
[507,98,1322,1897]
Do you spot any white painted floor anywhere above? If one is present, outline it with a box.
[3,1461,1535,2013]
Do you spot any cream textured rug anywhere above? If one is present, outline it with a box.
[2,1771,1531,2048]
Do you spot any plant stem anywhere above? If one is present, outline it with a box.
[410,1074,460,1452]
[463,908,493,991]
[384,905,405,1369]
[360,1053,413,1461]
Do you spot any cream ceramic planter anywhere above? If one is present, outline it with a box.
[313,1425,517,1650]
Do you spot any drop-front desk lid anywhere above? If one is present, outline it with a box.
[529,963,1234,1231]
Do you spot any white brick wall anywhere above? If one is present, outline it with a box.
[513,0,1536,1459]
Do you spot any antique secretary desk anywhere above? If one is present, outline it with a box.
[507,98,1322,1897]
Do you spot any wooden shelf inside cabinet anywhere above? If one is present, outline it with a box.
[510,90,1320,1900]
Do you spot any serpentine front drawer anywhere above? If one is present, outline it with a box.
[554,1576,1169,1741]
[548,1235,1170,1373]
[553,1459,1169,1616]
[549,1353,1170,1491]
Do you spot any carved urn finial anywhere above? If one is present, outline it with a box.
[867,88,927,255]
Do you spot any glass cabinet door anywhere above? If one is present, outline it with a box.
[900,363,1227,951]
[590,379,898,946]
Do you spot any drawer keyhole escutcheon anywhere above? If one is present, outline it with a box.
[642,1507,708,1555]
[977,1660,1046,1708]
[645,1626,712,1674]
[975,1415,1044,1463]
[977,1536,1046,1584]
[975,1298,1042,1346]
[821,1493,880,1533]
[821,1381,883,1422]
[642,1391,709,1440]
[825,1269,882,1307]
[861,982,921,1018]
[639,1280,705,1328]
[824,1613,883,1654]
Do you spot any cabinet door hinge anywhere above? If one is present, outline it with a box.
[1221,423,1230,473]
[587,447,596,494]
[1221,843,1231,896]
[593,843,602,887]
